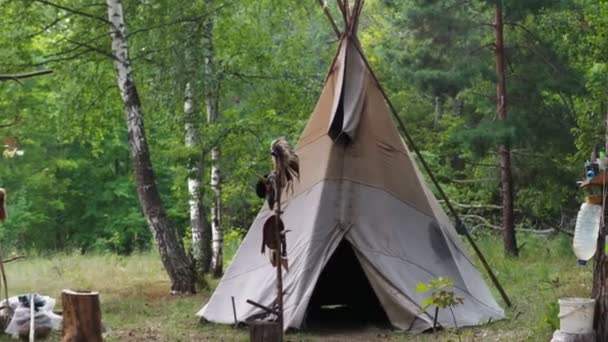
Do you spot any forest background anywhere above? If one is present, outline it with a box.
[1,0,606,272]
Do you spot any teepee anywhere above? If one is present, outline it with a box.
[197,0,505,332]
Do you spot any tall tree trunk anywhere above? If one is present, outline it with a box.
[204,0,223,278]
[184,83,211,274]
[494,1,518,257]
[592,92,608,340]
[433,96,442,130]
[107,0,200,293]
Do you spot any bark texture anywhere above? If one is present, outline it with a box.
[107,0,199,293]
[61,290,102,342]
[494,1,518,257]
[592,113,608,340]
[184,83,210,274]
[203,0,223,278]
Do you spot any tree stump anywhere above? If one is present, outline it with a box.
[248,320,282,342]
[61,290,102,342]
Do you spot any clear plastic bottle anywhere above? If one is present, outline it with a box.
[573,202,603,265]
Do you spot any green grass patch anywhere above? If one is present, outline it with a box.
[0,233,592,341]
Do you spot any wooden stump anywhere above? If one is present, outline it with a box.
[248,320,282,342]
[61,290,102,342]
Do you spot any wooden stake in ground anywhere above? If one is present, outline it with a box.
[251,138,299,341]
[268,138,299,330]
[273,179,284,330]
[61,290,102,342]
[28,295,34,342]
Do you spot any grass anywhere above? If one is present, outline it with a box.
[0,233,592,341]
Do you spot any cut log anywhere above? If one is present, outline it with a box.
[248,320,282,342]
[61,290,102,342]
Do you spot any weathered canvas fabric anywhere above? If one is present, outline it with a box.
[197,38,505,332]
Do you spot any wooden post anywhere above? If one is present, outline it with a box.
[29,297,34,342]
[61,290,102,342]
[272,178,284,339]
[249,320,282,342]
[592,100,608,339]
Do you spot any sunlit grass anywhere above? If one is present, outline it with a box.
[0,233,593,341]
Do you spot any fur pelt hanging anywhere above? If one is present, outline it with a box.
[0,188,6,223]
[261,215,289,271]
[255,137,299,272]
[270,137,299,194]
[256,173,276,210]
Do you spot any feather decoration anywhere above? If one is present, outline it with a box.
[270,137,300,194]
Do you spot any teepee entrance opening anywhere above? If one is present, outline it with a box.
[305,239,390,329]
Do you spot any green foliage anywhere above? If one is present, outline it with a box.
[541,301,560,331]
[0,0,329,254]
[416,276,464,313]
[0,234,588,341]
[0,0,605,256]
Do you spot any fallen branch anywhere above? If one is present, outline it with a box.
[462,214,557,234]
[439,200,502,210]
[439,200,573,236]
[451,178,495,184]
[3,256,25,263]
[462,214,502,230]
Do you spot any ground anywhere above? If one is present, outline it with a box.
[0,233,591,341]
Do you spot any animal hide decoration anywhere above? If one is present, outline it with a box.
[255,173,276,210]
[270,138,299,194]
[261,215,289,271]
[0,188,6,223]
[255,137,299,272]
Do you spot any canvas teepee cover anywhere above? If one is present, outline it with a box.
[197,32,504,332]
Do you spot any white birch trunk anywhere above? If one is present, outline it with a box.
[203,1,223,277]
[184,83,210,274]
[107,0,200,293]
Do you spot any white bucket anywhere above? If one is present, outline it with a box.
[558,298,596,334]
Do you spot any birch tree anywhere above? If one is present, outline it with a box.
[107,0,201,293]
[203,0,223,278]
[184,83,210,274]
